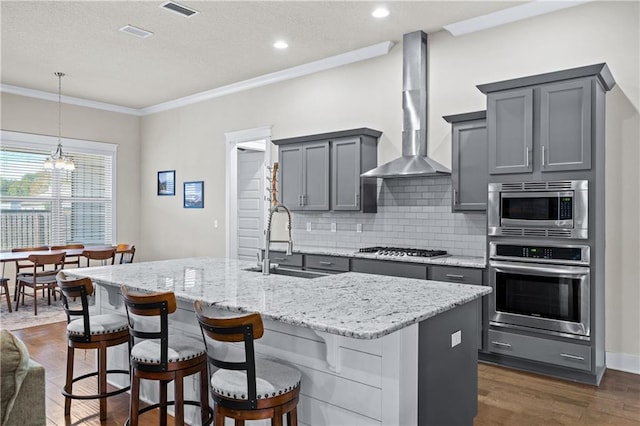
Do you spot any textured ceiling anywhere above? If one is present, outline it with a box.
[1,1,524,109]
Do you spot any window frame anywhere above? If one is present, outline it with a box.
[0,130,118,249]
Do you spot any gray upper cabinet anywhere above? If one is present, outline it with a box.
[331,137,361,210]
[278,141,329,211]
[274,128,381,213]
[540,79,591,172]
[487,88,533,175]
[444,111,487,212]
[478,64,616,176]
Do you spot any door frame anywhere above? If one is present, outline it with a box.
[224,126,272,259]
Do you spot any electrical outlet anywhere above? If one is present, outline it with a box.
[331,223,337,232]
[214,219,218,228]
[451,330,462,348]
[306,222,312,232]
[356,223,363,233]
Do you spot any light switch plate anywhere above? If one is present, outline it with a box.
[306,222,312,232]
[331,223,337,232]
[451,330,462,348]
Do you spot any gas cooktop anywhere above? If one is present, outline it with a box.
[358,246,448,258]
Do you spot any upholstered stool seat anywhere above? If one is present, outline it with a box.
[57,272,131,422]
[121,286,212,426]
[212,357,301,401]
[67,314,128,336]
[130,334,205,365]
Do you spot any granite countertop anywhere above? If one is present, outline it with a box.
[65,257,491,340]
[271,245,487,269]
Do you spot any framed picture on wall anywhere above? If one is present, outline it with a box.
[184,181,204,208]
[157,170,175,196]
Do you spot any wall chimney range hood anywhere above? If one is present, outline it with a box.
[361,31,450,178]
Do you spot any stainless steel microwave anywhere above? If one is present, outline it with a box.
[488,180,588,239]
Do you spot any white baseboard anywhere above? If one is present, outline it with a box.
[607,352,640,374]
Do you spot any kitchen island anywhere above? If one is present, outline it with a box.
[66,257,491,426]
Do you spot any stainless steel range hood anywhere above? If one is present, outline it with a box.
[361,31,450,178]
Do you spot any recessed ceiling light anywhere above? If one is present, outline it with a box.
[372,7,390,18]
[160,1,199,18]
[273,41,289,49]
[119,25,153,39]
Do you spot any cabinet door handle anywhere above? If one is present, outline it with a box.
[560,353,585,361]
[319,261,333,265]
[302,194,306,206]
[355,193,360,206]
[526,148,531,168]
[453,190,459,205]
[445,274,465,280]
[542,145,546,166]
[491,341,512,348]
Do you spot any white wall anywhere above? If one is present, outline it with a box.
[139,2,639,361]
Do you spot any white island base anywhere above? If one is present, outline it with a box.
[98,285,479,426]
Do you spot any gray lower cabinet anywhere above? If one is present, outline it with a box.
[305,254,349,272]
[488,329,591,371]
[278,141,329,211]
[351,258,428,280]
[268,251,303,268]
[443,111,487,211]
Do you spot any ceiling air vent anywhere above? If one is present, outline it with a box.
[160,1,199,17]
[119,25,153,38]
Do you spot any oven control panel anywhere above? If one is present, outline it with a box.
[490,242,590,265]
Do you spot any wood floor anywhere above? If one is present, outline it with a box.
[12,321,640,426]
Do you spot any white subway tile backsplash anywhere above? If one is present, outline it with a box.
[291,177,486,257]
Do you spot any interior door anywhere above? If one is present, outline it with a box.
[236,149,264,261]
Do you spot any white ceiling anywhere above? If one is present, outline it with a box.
[1,1,525,110]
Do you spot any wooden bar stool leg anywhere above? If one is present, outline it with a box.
[272,407,283,426]
[288,407,298,426]
[159,380,168,426]
[64,345,74,416]
[98,344,108,421]
[174,372,184,426]
[214,404,224,426]
[199,366,209,425]
[235,419,245,426]
[129,373,140,426]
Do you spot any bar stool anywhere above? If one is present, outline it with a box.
[1,277,11,312]
[56,272,131,421]
[121,286,213,426]
[194,300,301,426]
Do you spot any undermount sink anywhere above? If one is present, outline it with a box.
[244,266,337,279]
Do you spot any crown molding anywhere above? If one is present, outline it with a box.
[140,40,395,115]
[444,0,593,36]
[0,83,143,116]
[1,40,395,117]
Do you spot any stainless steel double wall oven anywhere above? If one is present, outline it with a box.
[487,180,591,340]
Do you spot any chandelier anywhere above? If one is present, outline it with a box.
[43,72,75,171]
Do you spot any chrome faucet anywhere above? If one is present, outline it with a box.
[261,203,293,275]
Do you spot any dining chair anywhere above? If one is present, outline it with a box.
[121,286,212,426]
[15,252,66,315]
[56,271,130,421]
[51,244,85,268]
[194,300,301,426]
[82,248,116,267]
[116,244,136,264]
[11,246,49,300]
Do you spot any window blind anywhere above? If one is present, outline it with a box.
[0,132,115,251]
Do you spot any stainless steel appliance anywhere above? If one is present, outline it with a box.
[358,247,448,258]
[488,180,588,239]
[489,241,590,340]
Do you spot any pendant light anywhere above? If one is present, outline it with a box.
[43,72,75,171]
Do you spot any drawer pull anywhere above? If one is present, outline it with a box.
[491,341,512,348]
[560,353,585,361]
[273,257,286,261]
[319,261,333,266]
[445,274,465,280]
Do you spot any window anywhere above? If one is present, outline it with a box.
[0,131,116,251]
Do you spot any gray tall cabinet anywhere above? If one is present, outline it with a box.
[273,128,381,212]
[477,63,616,385]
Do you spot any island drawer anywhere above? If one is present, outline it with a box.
[430,266,483,285]
[351,258,427,279]
[305,254,349,272]
[488,329,591,371]
[269,251,303,268]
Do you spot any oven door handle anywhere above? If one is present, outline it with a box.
[490,260,590,278]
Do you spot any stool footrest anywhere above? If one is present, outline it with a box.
[125,400,213,426]
[62,369,131,400]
